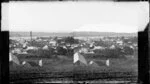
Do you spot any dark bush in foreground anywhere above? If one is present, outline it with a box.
[93,48,125,58]
[27,48,54,58]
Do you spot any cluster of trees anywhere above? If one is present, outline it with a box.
[123,46,134,55]
[122,37,137,44]
[57,36,79,45]
[56,46,73,56]
[29,36,79,47]
[24,36,77,58]
[64,37,79,44]
[26,46,74,58]
[10,39,17,44]
[93,48,123,58]
[93,46,134,58]
[9,39,23,49]
[27,48,55,58]
[27,40,49,47]
[94,40,113,47]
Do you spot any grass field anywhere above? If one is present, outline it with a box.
[10,55,138,83]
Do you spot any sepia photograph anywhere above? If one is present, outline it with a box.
[1,1,149,84]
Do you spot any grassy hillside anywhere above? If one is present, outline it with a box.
[10,55,138,83]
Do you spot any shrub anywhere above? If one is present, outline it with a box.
[27,48,55,58]
[93,48,124,58]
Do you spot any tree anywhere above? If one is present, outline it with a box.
[123,46,134,55]
[93,48,124,58]
[28,40,47,47]
[64,37,79,44]
[27,48,55,58]
[56,46,67,55]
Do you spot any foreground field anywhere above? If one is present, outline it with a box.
[10,71,137,83]
[10,55,138,83]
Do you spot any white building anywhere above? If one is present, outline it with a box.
[106,59,110,67]
[116,41,123,45]
[49,40,57,46]
[26,46,39,50]
[42,45,49,50]
[9,53,20,65]
[93,46,105,50]
[109,45,116,49]
[79,48,89,53]
[73,52,87,66]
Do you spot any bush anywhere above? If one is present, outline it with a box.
[123,46,134,55]
[94,40,113,47]
[93,48,124,58]
[55,47,73,56]
[56,47,67,55]
[28,40,48,47]
[64,37,79,44]
[27,48,55,58]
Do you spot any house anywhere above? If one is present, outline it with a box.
[73,52,87,66]
[116,40,123,45]
[93,46,105,50]
[109,45,116,49]
[106,59,110,67]
[26,46,39,51]
[129,45,134,49]
[9,53,20,65]
[49,40,57,46]
[11,48,22,54]
[42,45,49,50]
[79,48,89,53]
[133,43,137,47]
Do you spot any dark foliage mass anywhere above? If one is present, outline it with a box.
[22,36,76,57]
[64,37,79,44]
[27,48,55,58]
[122,37,137,44]
[11,35,135,59]
[28,40,48,47]
[26,46,73,57]
[56,47,67,55]
[93,47,134,58]
[56,46,73,56]
[10,39,18,44]
[94,40,113,47]
[123,46,134,55]
[56,37,79,45]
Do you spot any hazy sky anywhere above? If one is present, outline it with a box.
[2,2,149,33]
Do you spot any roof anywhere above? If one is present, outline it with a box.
[73,52,87,65]
[89,61,99,67]
[22,61,32,68]
[9,53,20,65]
[42,45,49,50]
